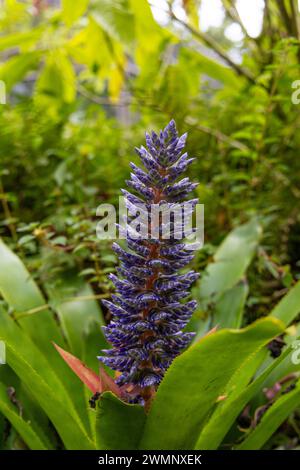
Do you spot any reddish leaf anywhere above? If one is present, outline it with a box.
[53,342,102,394]
[99,366,123,399]
[53,343,124,399]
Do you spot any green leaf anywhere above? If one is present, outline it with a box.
[270,281,300,326]
[237,380,300,450]
[0,239,65,355]
[62,0,89,26]
[129,0,161,36]
[0,52,40,91]
[93,0,135,48]
[96,392,146,450]
[0,240,91,434]
[0,363,55,450]
[68,16,113,70]
[181,46,241,89]
[194,346,293,449]
[182,0,200,29]
[37,53,76,103]
[82,318,111,432]
[0,382,49,450]
[46,275,105,358]
[139,317,284,450]
[193,219,261,337]
[199,219,262,304]
[213,280,249,329]
[82,318,109,371]
[0,309,95,450]
[129,0,164,69]
[0,412,5,449]
[251,326,300,407]
[18,234,35,246]
[0,28,44,52]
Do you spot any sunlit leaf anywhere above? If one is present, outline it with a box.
[96,392,146,450]
[93,0,135,48]
[0,52,40,91]
[139,318,284,449]
[62,0,89,26]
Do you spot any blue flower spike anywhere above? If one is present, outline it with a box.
[98,120,199,405]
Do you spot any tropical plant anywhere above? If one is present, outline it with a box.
[1,0,300,451]
[1,227,300,449]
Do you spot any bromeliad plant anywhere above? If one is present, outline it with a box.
[99,120,199,405]
[0,122,300,450]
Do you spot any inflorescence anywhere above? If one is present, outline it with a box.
[99,120,199,404]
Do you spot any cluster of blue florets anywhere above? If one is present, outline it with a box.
[99,120,199,396]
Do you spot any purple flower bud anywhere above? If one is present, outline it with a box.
[99,120,199,403]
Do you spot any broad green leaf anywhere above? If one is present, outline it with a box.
[251,326,300,407]
[269,280,300,326]
[198,219,262,304]
[37,53,76,103]
[68,16,112,69]
[0,239,102,436]
[0,309,94,450]
[193,219,261,336]
[84,316,113,432]
[68,16,125,100]
[96,392,146,450]
[93,0,135,48]
[0,243,91,433]
[129,0,168,80]
[0,239,65,354]
[181,46,241,89]
[247,283,300,413]
[0,52,40,91]
[18,234,35,246]
[0,412,5,449]
[82,318,109,371]
[108,63,125,102]
[139,317,284,450]
[182,0,200,29]
[130,0,160,35]
[18,383,56,448]
[0,308,76,415]
[46,276,105,358]
[194,346,293,449]
[0,382,49,450]
[82,318,111,431]
[237,379,300,450]
[0,241,88,426]
[213,280,249,329]
[62,0,89,26]
[0,363,55,449]
[0,28,44,52]
[46,274,107,395]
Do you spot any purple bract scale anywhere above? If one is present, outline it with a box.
[98,120,199,404]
